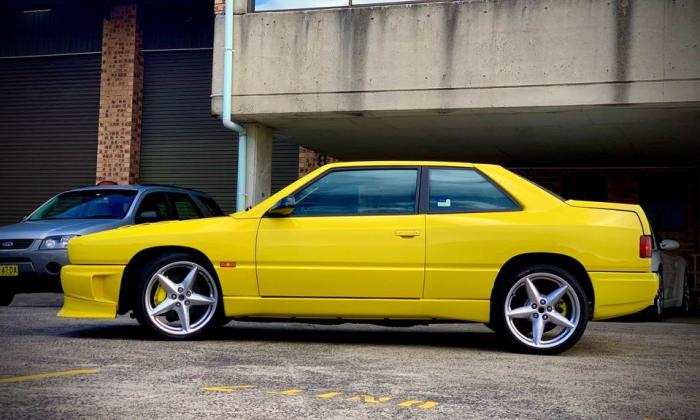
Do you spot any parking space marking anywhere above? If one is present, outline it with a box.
[0,369,99,384]
[201,385,256,393]
[202,384,441,410]
[269,389,304,396]
[316,392,343,399]
[347,395,392,404]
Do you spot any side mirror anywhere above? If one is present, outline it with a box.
[659,239,680,251]
[136,210,158,223]
[267,196,296,217]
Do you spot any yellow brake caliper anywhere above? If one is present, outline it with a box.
[154,285,167,306]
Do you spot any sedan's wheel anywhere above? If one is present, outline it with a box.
[681,272,690,314]
[0,290,14,306]
[495,265,588,355]
[134,253,222,339]
[645,275,664,320]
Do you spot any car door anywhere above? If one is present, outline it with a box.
[256,167,425,298]
[423,167,522,300]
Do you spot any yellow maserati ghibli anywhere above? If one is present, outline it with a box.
[59,162,657,354]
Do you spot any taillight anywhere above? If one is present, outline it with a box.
[639,235,652,258]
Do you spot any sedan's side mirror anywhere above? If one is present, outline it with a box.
[267,196,296,217]
[136,210,159,223]
[659,239,680,251]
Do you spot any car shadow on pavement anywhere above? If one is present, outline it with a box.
[62,322,505,351]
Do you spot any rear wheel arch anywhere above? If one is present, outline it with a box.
[491,253,594,318]
[118,246,217,315]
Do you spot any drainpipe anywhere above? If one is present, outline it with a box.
[223,0,247,211]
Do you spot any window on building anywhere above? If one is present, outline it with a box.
[562,174,608,202]
[428,168,519,213]
[292,169,418,216]
[639,177,687,231]
[169,193,203,220]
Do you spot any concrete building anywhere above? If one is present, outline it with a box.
[0,0,698,278]
[0,0,305,224]
[211,0,700,266]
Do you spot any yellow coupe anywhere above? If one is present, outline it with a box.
[59,162,657,354]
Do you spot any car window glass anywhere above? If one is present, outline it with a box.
[428,168,519,213]
[169,193,203,220]
[197,195,224,216]
[29,190,137,220]
[136,192,171,223]
[292,169,418,216]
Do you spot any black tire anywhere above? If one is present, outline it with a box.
[643,274,664,320]
[492,264,589,355]
[681,272,690,314]
[132,252,224,340]
[0,290,14,306]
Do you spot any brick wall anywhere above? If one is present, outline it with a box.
[96,4,143,185]
[298,147,339,178]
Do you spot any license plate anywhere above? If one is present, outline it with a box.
[0,265,19,277]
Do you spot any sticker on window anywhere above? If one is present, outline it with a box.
[437,198,452,208]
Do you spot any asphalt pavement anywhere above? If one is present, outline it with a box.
[1,293,699,419]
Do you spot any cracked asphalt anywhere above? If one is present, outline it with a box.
[1,294,699,419]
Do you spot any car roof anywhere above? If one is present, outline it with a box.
[323,161,477,168]
[65,184,210,195]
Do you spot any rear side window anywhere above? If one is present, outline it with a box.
[428,168,519,213]
[197,195,224,216]
[169,193,203,220]
[293,169,418,216]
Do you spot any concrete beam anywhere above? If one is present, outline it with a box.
[211,0,700,118]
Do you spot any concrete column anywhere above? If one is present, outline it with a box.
[214,0,251,14]
[96,4,143,185]
[243,123,273,208]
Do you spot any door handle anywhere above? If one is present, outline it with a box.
[394,229,421,238]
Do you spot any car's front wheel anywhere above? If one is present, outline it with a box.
[0,290,14,306]
[493,265,589,355]
[133,253,223,339]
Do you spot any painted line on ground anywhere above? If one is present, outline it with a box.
[0,369,99,384]
[202,384,440,410]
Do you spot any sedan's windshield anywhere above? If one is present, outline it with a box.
[30,190,137,221]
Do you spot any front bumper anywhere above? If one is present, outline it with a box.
[590,271,658,320]
[0,248,68,293]
[58,264,125,318]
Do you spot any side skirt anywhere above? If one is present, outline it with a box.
[222,297,490,323]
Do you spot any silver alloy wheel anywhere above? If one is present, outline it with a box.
[144,261,218,336]
[504,272,581,349]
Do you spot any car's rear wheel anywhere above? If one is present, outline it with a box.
[645,274,664,320]
[681,272,690,314]
[0,290,14,306]
[493,264,589,355]
[133,253,223,339]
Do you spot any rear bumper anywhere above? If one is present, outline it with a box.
[590,271,658,320]
[57,265,124,319]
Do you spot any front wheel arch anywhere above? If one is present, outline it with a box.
[490,253,594,321]
[118,246,216,315]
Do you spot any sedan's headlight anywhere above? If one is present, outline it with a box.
[39,235,78,250]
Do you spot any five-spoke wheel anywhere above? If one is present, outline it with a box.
[133,253,222,339]
[494,265,589,354]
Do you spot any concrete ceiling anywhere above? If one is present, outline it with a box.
[261,105,700,166]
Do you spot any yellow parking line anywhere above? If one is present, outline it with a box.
[0,369,99,384]
[269,389,304,396]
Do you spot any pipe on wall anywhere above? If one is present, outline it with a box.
[223,0,247,211]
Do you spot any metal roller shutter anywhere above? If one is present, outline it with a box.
[0,54,101,225]
[140,49,299,213]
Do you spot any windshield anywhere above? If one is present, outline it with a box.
[29,190,137,221]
